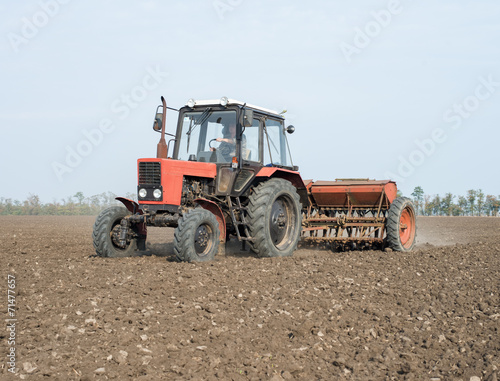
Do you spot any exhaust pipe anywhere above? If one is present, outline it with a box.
[157,96,168,159]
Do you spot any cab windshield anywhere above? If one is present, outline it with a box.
[176,110,237,163]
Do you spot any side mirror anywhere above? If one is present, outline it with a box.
[241,109,254,127]
[286,125,295,134]
[153,112,163,132]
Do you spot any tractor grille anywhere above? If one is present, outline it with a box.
[139,162,161,185]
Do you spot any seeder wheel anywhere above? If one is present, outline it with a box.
[386,197,417,251]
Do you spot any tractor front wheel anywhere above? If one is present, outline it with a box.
[386,197,417,251]
[247,178,302,257]
[92,206,141,257]
[174,208,220,262]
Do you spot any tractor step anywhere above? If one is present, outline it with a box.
[226,196,253,242]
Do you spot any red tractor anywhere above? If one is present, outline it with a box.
[93,97,416,261]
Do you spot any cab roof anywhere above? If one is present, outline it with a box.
[185,98,283,118]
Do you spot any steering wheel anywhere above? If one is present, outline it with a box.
[209,138,219,149]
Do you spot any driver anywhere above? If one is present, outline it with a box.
[213,122,246,162]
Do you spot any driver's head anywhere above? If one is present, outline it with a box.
[222,122,237,138]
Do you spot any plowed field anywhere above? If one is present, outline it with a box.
[1,216,499,380]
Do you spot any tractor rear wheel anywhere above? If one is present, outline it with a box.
[92,206,140,257]
[386,197,417,251]
[174,208,220,262]
[247,178,302,257]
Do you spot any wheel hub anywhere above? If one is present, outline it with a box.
[111,225,129,249]
[270,199,288,245]
[194,224,211,255]
[399,207,415,248]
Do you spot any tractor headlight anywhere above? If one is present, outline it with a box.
[187,98,195,108]
[220,96,228,107]
[153,189,162,199]
[138,188,147,198]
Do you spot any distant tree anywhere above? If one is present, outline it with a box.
[13,200,22,215]
[441,193,454,216]
[467,189,477,216]
[89,194,102,211]
[411,186,424,215]
[74,191,85,205]
[476,189,485,216]
[23,194,41,215]
[451,203,462,216]
[431,194,441,216]
[485,195,500,216]
[0,198,13,215]
[63,196,76,215]
[423,194,433,216]
[457,196,468,216]
[43,199,60,215]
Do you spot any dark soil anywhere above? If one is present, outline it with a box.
[1,216,499,380]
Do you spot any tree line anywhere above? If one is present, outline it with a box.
[410,187,500,216]
[0,192,136,216]
[1,188,499,216]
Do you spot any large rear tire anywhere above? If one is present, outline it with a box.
[174,208,220,262]
[247,178,302,257]
[92,206,139,257]
[386,197,417,251]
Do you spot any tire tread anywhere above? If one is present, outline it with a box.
[174,208,220,262]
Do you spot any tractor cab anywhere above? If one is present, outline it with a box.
[157,97,295,169]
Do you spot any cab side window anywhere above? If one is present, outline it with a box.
[241,118,260,162]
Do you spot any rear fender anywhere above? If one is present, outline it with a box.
[255,168,308,206]
[194,198,226,243]
[255,167,305,188]
[115,197,147,236]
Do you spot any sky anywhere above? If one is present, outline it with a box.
[1,0,499,203]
